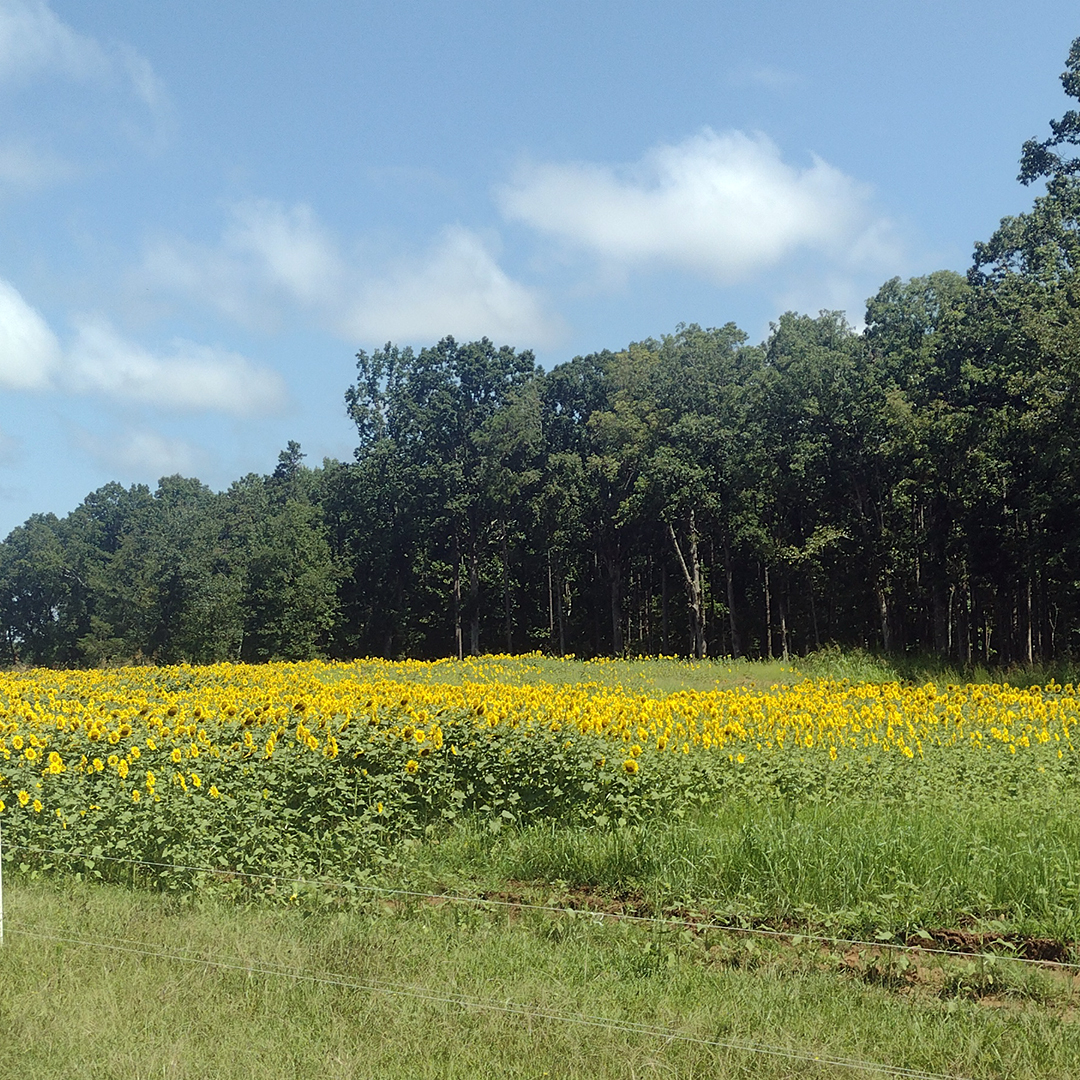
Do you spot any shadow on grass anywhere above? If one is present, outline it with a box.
[796,644,1080,688]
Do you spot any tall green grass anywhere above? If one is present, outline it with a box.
[407,797,1080,944]
[797,644,1080,689]
[341,646,1080,694]
[3,877,1079,1079]
[336,653,802,694]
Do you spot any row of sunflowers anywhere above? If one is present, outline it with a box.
[0,656,1076,886]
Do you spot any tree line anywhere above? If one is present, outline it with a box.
[4,38,1080,668]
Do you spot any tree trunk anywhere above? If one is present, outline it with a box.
[724,542,741,658]
[547,552,555,654]
[593,550,602,656]
[469,535,480,656]
[808,573,821,651]
[967,578,976,660]
[876,579,891,653]
[610,562,623,655]
[778,588,789,661]
[667,512,705,659]
[994,591,1012,666]
[661,564,670,654]
[558,568,567,657]
[932,586,949,656]
[1026,576,1034,667]
[764,563,773,661]
[501,523,512,653]
[645,557,654,653]
[947,585,956,660]
[708,541,717,654]
[453,533,463,661]
[1037,569,1046,662]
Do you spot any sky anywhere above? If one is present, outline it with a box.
[0,0,1076,536]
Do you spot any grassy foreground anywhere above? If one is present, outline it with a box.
[3,875,1080,1080]
[5,801,1080,1078]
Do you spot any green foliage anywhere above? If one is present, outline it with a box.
[8,878,1080,1080]
[7,672,1080,951]
[7,40,1080,667]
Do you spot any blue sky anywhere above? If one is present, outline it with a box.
[0,0,1076,535]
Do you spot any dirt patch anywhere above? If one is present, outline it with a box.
[478,880,1076,971]
[564,885,651,917]
[908,928,1069,963]
[479,882,652,919]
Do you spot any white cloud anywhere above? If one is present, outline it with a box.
[0,141,74,187]
[731,66,798,91]
[77,427,207,477]
[0,275,285,414]
[0,0,110,83]
[118,44,166,111]
[498,129,898,285]
[145,203,562,347]
[342,226,563,346]
[0,277,61,389]
[771,273,877,334]
[143,200,347,329]
[226,200,346,307]
[68,318,286,415]
[0,424,19,464]
[142,237,258,326]
[0,1,167,123]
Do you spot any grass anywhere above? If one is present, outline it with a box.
[3,876,1080,1079]
[340,645,1080,697]
[7,795,1080,1077]
[336,653,803,695]
[16,790,1080,948]
[399,800,1080,946]
[796,644,1080,691]
[6,651,1080,1077]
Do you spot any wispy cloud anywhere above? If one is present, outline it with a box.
[68,318,286,415]
[0,425,20,465]
[342,226,563,346]
[0,0,111,84]
[0,277,61,389]
[225,200,346,308]
[498,129,899,285]
[772,272,879,333]
[0,1,170,137]
[730,65,798,91]
[142,200,347,330]
[0,140,75,187]
[0,275,286,415]
[144,203,563,348]
[0,0,165,105]
[139,132,897,350]
[117,43,166,112]
[76,426,208,477]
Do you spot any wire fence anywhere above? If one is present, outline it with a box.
[19,828,1080,1077]
[1,918,972,1080]
[6,840,1079,972]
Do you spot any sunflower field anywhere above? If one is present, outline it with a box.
[0,655,1077,894]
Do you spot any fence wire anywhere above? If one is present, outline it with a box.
[7,841,1078,972]
[3,919,971,1080]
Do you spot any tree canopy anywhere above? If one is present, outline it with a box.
[4,37,1080,668]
